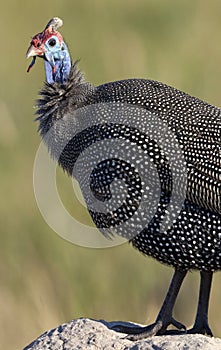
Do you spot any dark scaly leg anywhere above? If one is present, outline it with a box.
[112,269,187,340]
[187,271,213,336]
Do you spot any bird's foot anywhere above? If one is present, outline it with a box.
[111,317,186,341]
[111,270,187,341]
[187,319,213,336]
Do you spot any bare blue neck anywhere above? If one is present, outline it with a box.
[44,42,71,84]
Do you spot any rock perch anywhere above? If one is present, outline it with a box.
[23,318,221,350]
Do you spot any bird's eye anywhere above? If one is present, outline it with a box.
[37,42,41,48]
[48,38,56,47]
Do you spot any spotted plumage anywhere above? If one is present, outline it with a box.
[36,66,221,270]
[27,17,221,339]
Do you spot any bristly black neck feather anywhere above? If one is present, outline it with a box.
[36,61,95,137]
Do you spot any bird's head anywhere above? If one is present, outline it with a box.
[26,17,71,84]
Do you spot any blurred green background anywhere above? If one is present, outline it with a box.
[1,1,221,349]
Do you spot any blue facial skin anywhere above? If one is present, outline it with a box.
[44,36,71,84]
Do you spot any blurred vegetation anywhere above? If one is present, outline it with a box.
[1,1,221,349]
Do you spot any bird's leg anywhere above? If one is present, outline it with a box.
[112,269,187,340]
[187,271,213,336]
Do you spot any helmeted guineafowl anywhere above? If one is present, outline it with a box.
[26,17,221,340]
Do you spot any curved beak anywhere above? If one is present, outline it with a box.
[26,44,41,73]
[26,44,38,58]
[26,43,46,72]
[26,44,45,58]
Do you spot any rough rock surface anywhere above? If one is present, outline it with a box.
[23,318,221,350]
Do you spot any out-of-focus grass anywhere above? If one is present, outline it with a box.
[1,1,221,349]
